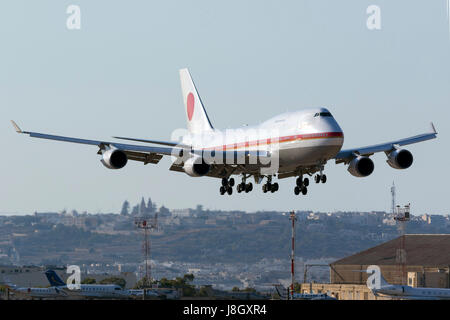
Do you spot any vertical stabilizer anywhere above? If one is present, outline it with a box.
[45,270,66,287]
[179,68,214,134]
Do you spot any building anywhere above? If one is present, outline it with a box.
[294,234,450,300]
[330,234,450,289]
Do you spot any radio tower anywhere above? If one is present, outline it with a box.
[135,211,158,287]
[391,181,396,215]
[289,211,297,299]
[392,182,410,286]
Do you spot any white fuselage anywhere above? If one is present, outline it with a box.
[59,284,128,298]
[14,287,63,299]
[375,285,450,300]
[183,107,344,172]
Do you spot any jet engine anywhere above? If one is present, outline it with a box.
[183,156,210,177]
[386,149,413,169]
[100,148,128,169]
[347,156,374,177]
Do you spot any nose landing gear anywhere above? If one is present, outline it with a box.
[314,174,327,184]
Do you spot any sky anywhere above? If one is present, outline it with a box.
[0,0,449,215]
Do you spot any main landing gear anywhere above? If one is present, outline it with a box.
[237,175,253,194]
[294,176,309,196]
[262,176,279,193]
[220,177,234,195]
[220,176,253,195]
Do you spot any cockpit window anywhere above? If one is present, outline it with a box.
[314,112,332,117]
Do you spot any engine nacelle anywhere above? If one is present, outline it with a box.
[348,156,374,177]
[386,149,413,169]
[101,148,128,169]
[183,156,210,177]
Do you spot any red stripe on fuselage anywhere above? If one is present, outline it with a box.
[202,132,343,151]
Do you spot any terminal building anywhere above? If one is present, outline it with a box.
[298,234,450,300]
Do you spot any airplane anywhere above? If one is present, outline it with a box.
[44,269,130,299]
[369,272,450,300]
[1,277,67,299]
[11,68,438,196]
[274,284,336,300]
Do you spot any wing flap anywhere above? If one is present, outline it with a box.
[112,136,190,148]
[124,151,163,165]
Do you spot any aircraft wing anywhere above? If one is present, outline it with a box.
[11,121,270,172]
[11,121,181,164]
[335,123,437,164]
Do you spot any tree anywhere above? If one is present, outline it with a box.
[139,197,147,216]
[147,198,155,214]
[133,276,156,289]
[99,277,126,289]
[131,205,139,216]
[120,200,130,215]
[183,273,194,282]
[151,274,196,297]
[81,278,97,284]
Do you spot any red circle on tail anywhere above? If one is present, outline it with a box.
[187,92,194,121]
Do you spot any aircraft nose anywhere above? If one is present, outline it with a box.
[323,118,343,135]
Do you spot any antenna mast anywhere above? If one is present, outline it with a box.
[289,211,297,299]
[135,212,158,287]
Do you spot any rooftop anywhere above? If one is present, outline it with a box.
[331,234,450,267]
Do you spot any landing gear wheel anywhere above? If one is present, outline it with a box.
[237,184,242,193]
[301,186,308,195]
[220,186,226,195]
[227,186,233,195]
[296,177,302,187]
[271,183,279,193]
[294,186,300,195]
[245,183,253,193]
[229,178,235,187]
[321,175,327,183]
[315,174,321,183]
[222,178,228,187]
[303,178,309,187]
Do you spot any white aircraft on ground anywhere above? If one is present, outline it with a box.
[1,277,67,299]
[369,271,450,300]
[11,69,437,196]
[44,269,129,299]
